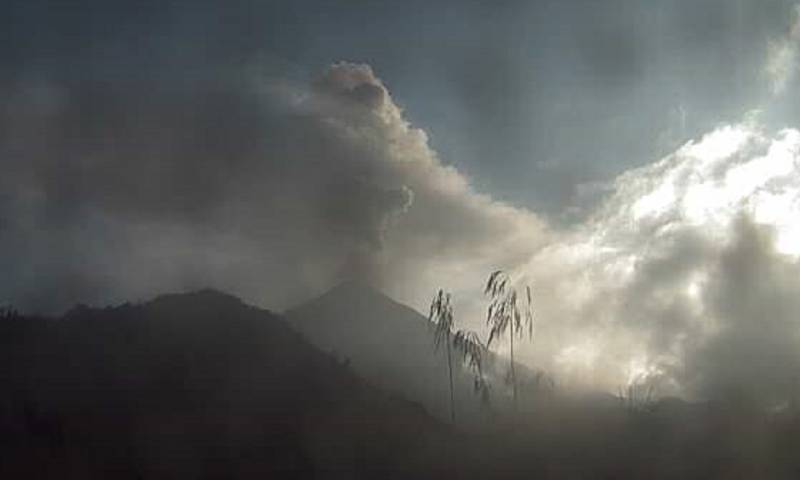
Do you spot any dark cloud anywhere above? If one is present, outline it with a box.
[682,218,800,405]
[3,0,799,215]
[0,61,545,315]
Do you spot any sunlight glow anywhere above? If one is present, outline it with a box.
[537,122,800,393]
[555,340,600,371]
[682,125,752,165]
[625,356,663,387]
[638,125,800,257]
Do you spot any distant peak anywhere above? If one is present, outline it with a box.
[320,280,401,305]
[146,289,245,308]
[59,289,248,320]
[287,280,415,318]
[328,279,383,295]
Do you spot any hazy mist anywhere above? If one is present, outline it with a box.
[4,0,800,422]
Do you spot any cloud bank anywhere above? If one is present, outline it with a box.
[3,59,800,405]
[523,122,800,405]
[0,62,547,314]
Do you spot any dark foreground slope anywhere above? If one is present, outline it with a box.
[0,291,468,479]
[5,290,800,479]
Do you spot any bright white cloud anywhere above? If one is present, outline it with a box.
[516,120,800,403]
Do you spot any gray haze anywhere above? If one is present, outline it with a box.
[3,0,800,401]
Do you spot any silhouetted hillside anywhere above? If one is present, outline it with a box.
[0,290,465,478]
[5,290,800,479]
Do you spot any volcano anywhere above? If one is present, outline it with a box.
[286,281,551,424]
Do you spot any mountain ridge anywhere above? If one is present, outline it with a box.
[0,289,469,478]
[286,281,552,423]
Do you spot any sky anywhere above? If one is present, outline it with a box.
[3,0,800,403]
